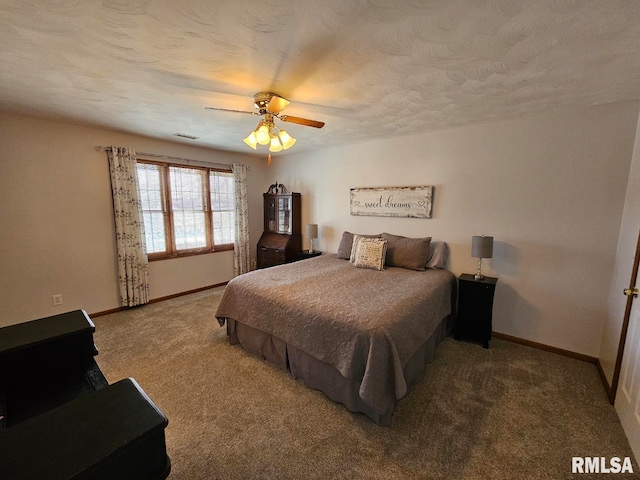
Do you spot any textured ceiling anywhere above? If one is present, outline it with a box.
[2,0,640,155]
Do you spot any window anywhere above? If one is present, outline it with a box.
[136,161,234,259]
[209,171,235,245]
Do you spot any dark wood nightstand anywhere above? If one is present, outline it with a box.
[296,251,322,261]
[455,273,498,349]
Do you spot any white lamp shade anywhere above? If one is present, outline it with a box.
[255,124,270,145]
[471,235,493,259]
[243,131,257,149]
[306,224,318,239]
[279,130,296,149]
[269,135,283,152]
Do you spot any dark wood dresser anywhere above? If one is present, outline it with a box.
[0,310,171,479]
[257,182,302,269]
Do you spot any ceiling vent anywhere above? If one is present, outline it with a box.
[173,133,198,140]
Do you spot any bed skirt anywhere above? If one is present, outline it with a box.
[225,314,453,426]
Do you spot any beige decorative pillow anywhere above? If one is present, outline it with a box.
[337,231,381,260]
[350,234,384,263]
[353,239,388,271]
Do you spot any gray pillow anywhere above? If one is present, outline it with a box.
[336,231,381,259]
[381,233,432,271]
[426,241,450,269]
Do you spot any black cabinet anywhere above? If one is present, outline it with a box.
[455,274,498,349]
[0,310,170,479]
[0,310,105,429]
[0,378,170,480]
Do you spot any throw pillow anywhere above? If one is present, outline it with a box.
[381,233,431,271]
[337,231,381,259]
[350,234,384,263]
[353,239,388,271]
[426,241,450,269]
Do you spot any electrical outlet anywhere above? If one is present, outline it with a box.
[52,294,63,306]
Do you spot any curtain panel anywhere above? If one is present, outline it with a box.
[107,146,150,306]
[232,164,251,276]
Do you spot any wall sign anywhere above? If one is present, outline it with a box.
[350,186,433,218]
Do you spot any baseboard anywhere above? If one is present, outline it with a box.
[491,331,598,364]
[90,282,228,318]
[90,306,127,318]
[147,282,228,304]
[595,359,615,405]
[491,331,616,402]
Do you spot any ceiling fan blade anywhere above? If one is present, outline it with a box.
[266,95,290,114]
[205,107,258,116]
[280,115,325,128]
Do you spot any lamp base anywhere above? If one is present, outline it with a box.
[309,239,315,254]
[474,258,484,281]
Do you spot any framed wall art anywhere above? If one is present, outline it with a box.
[350,186,433,218]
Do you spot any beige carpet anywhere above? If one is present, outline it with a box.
[92,288,639,479]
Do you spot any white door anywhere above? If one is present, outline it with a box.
[616,268,640,460]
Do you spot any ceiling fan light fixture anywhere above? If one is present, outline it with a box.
[206,92,324,163]
[255,123,271,145]
[243,131,257,149]
[278,130,296,149]
[269,135,283,152]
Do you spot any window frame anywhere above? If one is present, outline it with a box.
[137,160,234,261]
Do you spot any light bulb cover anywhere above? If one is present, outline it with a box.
[256,124,271,145]
[278,130,296,149]
[243,131,257,149]
[269,135,283,152]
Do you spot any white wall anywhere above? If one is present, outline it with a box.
[599,110,640,384]
[270,102,639,357]
[0,111,268,326]
[3,104,638,357]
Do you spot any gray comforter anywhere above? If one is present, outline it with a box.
[215,255,455,415]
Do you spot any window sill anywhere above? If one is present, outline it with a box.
[148,246,233,262]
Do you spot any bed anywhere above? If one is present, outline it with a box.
[215,236,455,426]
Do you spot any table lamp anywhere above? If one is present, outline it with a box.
[472,235,493,280]
[306,224,318,253]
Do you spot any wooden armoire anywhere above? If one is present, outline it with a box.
[256,182,302,269]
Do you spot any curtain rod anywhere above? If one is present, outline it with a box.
[94,145,238,170]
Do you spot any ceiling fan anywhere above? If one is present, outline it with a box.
[205,92,325,163]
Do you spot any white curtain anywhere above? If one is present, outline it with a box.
[107,146,150,306]
[232,163,251,276]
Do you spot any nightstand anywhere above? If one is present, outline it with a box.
[455,273,498,349]
[296,251,322,261]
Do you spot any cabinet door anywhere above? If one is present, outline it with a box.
[278,196,292,234]
[457,281,495,343]
[265,196,277,232]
